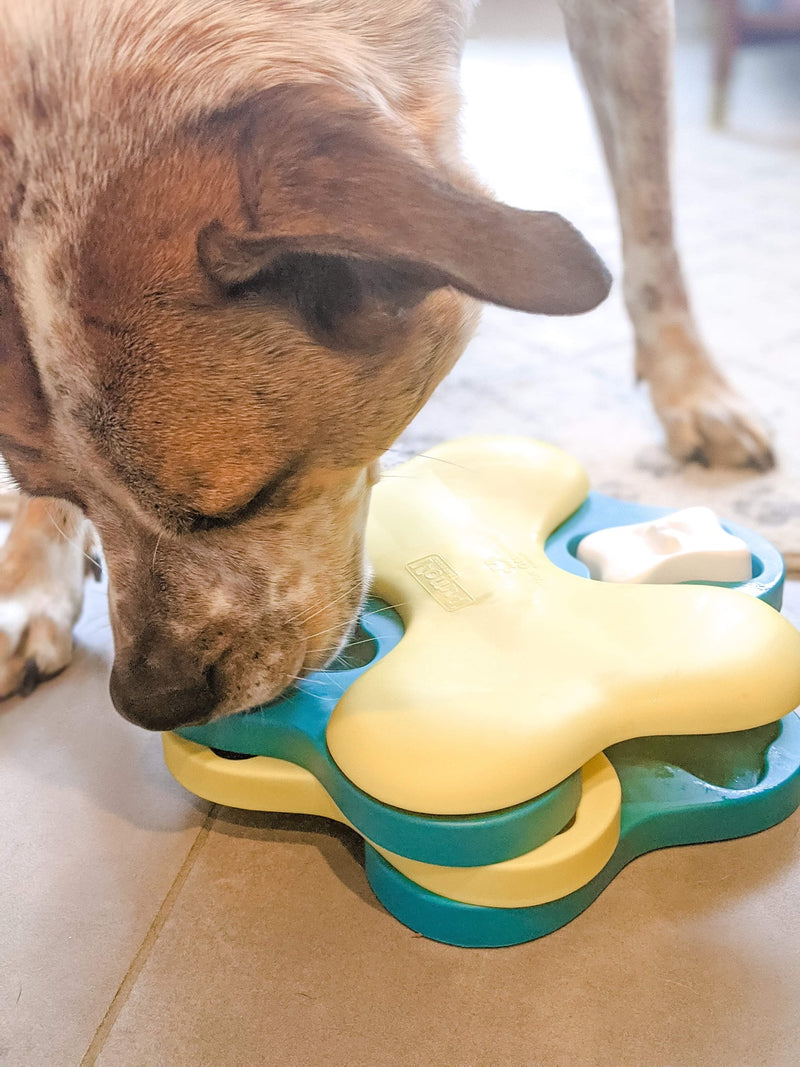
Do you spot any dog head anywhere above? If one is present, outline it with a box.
[1,79,610,730]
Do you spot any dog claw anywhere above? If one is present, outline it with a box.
[746,447,776,474]
[686,447,710,469]
[87,552,103,582]
[18,658,41,698]
[652,380,775,472]
[1,608,77,701]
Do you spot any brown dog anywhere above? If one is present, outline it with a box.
[0,1,772,727]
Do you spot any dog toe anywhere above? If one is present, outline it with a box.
[655,379,774,472]
[18,658,42,698]
[0,623,73,700]
[694,407,774,472]
[0,596,78,701]
[0,498,91,702]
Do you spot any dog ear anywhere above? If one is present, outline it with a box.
[197,83,611,350]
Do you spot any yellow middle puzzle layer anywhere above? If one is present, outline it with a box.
[162,734,622,909]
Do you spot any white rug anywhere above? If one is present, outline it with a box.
[397,39,800,571]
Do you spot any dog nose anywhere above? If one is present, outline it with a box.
[109,647,217,731]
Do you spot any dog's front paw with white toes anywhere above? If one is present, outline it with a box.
[0,497,92,700]
[641,349,775,472]
[0,594,77,698]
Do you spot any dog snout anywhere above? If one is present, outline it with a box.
[110,644,217,731]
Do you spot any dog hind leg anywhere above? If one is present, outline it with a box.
[0,495,95,699]
[559,0,773,470]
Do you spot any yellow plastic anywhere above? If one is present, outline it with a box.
[162,733,622,908]
[325,437,800,814]
[373,754,620,908]
[162,733,343,820]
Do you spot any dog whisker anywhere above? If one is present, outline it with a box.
[304,622,352,643]
[312,636,377,654]
[152,532,163,571]
[308,670,349,696]
[303,600,408,647]
[287,673,325,688]
[287,580,363,627]
[47,514,101,574]
[380,446,472,471]
[363,600,409,616]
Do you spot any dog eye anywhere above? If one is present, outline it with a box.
[184,458,301,533]
[185,512,231,533]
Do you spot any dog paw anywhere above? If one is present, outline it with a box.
[0,584,79,699]
[644,362,774,472]
[0,497,91,700]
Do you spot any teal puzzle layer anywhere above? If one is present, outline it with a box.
[178,492,787,870]
[178,598,581,868]
[367,713,800,947]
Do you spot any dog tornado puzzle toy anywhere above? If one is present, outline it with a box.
[163,436,800,947]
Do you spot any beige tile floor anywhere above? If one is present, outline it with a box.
[2,573,799,1067]
[3,8,800,1067]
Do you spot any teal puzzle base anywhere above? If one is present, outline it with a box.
[366,714,800,947]
[168,487,800,947]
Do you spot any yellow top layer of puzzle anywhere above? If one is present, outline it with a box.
[325,437,800,815]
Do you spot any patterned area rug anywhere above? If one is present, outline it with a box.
[396,39,800,572]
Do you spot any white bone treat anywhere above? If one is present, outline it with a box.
[576,506,753,585]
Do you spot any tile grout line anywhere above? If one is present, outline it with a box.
[79,803,220,1066]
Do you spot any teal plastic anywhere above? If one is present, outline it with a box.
[173,493,794,929]
[366,713,800,948]
[177,598,581,868]
[544,492,785,609]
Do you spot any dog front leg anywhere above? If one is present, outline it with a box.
[559,0,773,470]
[0,495,95,698]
